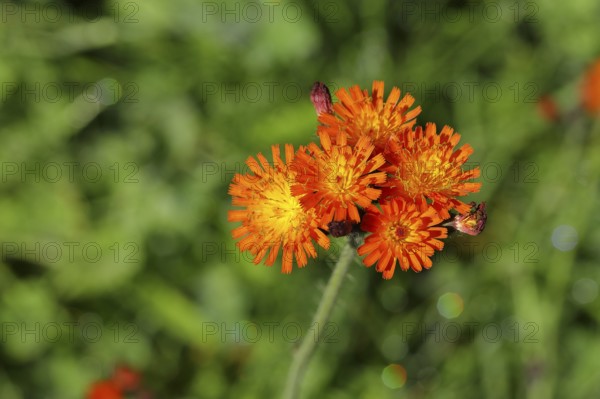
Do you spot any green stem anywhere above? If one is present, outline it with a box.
[282,239,355,399]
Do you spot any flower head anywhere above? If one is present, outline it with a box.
[317,81,421,152]
[291,131,386,225]
[381,123,481,219]
[228,79,486,277]
[228,144,330,273]
[357,198,447,278]
[447,201,487,236]
[87,381,123,399]
[581,58,600,115]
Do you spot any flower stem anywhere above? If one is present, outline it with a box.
[282,239,355,399]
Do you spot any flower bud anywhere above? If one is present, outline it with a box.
[328,220,353,237]
[310,82,333,115]
[448,202,487,236]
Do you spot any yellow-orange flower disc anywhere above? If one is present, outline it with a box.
[381,123,481,219]
[291,131,386,225]
[358,198,448,278]
[228,144,330,273]
[317,81,421,153]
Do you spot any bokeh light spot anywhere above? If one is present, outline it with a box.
[437,292,464,319]
[381,364,407,389]
[551,225,578,251]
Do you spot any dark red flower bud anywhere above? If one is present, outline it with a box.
[328,220,353,237]
[310,82,333,115]
[448,202,487,236]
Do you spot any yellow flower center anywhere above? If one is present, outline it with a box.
[251,175,309,244]
[400,146,457,196]
[351,107,396,143]
[309,150,360,200]
[387,222,412,244]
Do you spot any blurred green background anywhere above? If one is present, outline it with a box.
[1,0,600,397]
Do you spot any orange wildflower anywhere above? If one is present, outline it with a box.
[357,198,448,278]
[581,58,600,115]
[87,381,123,399]
[381,123,481,219]
[291,131,386,225]
[317,81,421,152]
[228,144,330,273]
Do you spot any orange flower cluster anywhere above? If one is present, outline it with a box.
[228,81,485,278]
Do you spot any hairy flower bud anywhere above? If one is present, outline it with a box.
[448,202,487,236]
[310,82,333,115]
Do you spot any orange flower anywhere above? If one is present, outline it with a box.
[357,198,447,278]
[87,381,123,399]
[228,144,330,273]
[381,123,481,219]
[581,58,600,115]
[291,131,386,225]
[317,81,421,153]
